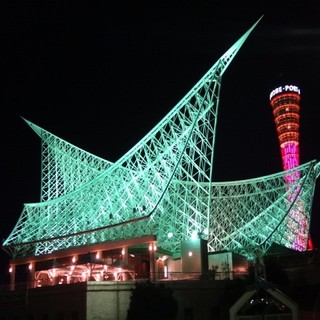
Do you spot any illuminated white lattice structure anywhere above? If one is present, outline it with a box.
[3,17,320,261]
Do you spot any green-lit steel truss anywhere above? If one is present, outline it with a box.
[3,17,320,260]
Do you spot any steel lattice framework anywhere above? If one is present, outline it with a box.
[3,17,320,261]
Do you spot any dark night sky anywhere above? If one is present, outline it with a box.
[1,1,320,284]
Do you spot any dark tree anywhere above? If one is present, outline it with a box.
[127,281,178,320]
[264,257,290,286]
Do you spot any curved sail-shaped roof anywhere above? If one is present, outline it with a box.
[3,16,319,260]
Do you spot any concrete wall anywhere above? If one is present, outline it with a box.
[0,279,244,320]
[0,282,87,320]
[86,281,134,320]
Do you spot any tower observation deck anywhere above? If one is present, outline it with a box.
[2,16,320,265]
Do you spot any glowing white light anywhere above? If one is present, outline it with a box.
[167,232,173,238]
[188,251,193,257]
[191,230,198,240]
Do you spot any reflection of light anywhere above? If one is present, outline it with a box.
[167,232,173,238]
[188,251,193,257]
[72,256,76,263]
[29,263,33,270]
[130,254,135,257]
[9,267,12,273]
[203,228,208,235]
[149,244,157,251]
[96,252,100,259]
[121,248,125,255]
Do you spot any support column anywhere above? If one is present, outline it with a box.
[28,262,35,288]
[94,251,103,281]
[121,246,128,264]
[149,241,157,282]
[68,255,78,283]
[9,264,16,291]
[254,256,266,280]
[121,247,128,280]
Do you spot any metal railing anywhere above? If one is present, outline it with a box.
[0,270,249,293]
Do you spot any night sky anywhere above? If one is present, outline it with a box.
[1,1,320,284]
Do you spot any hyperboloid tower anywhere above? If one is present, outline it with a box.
[269,85,301,178]
[269,84,313,250]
